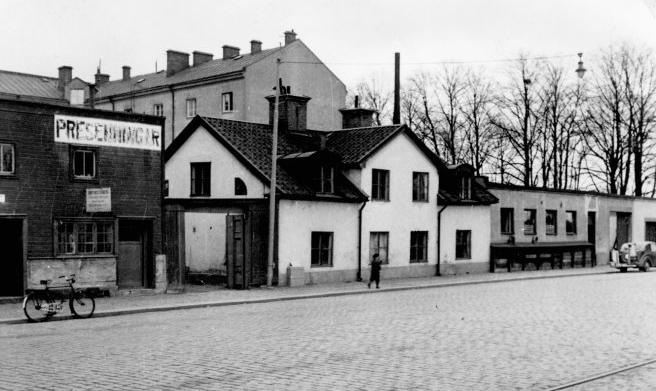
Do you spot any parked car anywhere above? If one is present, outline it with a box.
[610,241,656,272]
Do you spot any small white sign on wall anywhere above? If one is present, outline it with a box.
[86,188,111,212]
[0,194,4,203]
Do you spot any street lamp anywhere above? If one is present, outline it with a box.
[576,53,587,79]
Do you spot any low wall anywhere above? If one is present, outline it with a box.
[27,257,117,290]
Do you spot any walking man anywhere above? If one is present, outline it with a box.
[368,253,382,289]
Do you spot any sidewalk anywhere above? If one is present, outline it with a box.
[1,266,615,325]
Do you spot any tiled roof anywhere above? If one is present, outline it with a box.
[325,125,403,164]
[95,47,281,98]
[0,70,66,103]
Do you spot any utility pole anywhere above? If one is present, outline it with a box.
[393,52,401,124]
[267,58,281,287]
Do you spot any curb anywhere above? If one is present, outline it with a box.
[1,269,614,325]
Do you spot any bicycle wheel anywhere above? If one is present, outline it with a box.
[69,291,95,318]
[23,293,53,322]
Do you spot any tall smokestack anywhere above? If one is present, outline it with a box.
[393,52,400,124]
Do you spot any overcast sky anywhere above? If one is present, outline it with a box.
[1,0,656,90]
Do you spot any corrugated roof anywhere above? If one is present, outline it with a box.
[96,47,282,98]
[0,70,66,102]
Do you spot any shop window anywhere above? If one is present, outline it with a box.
[369,232,389,264]
[71,147,97,181]
[234,178,247,196]
[372,169,389,201]
[523,209,536,235]
[222,92,233,112]
[456,230,471,259]
[410,231,428,263]
[501,208,514,234]
[190,162,211,196]
[0,143,15,175]
[546,210,557,235]
[186,98,197,118]
[311,232,333,267]
[55,219,114,255]
[412,172,429,202]
[566,211,577,235]
[314,166,334,194]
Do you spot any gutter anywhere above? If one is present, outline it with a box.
[169,86,175,139]
[436,204,448,276]
[357,201,368,281]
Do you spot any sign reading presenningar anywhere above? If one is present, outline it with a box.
[54,115,161,151]
[86,188,111,212]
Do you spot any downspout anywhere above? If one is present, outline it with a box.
[109,96,115,111]
[357,201,368,281]
[436,204,448,276]
[169,86,176,140]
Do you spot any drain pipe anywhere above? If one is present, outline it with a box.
[357,201,367,281]
[436,204,448,276]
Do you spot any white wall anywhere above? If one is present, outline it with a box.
[440,205,491,271]
[184,212,227,272]
[165,125,268,199]
[359,132,439,268]
[277,200,360,275]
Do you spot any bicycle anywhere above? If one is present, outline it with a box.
[22,274,96,322]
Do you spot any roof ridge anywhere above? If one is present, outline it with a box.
[200,116,273,128]
[0,69,58,80]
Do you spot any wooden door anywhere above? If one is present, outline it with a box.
[0,218,23,296]
[616,212,631,247]
[118,221,146,288]
[226,215,246,289]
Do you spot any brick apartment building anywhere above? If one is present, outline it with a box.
[91,30,347,147]
[0,98,165,296]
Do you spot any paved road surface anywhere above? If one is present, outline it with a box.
[1,272,655,390]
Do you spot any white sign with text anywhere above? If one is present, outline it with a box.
[55,115,161,151]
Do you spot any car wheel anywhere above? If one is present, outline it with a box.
[642,261,651,272]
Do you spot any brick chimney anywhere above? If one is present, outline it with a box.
[193,51,213,66]
[266,94,311,132]
[122,66,131,81]
[58,66,72,88]
[339,96,376,129]
[250,40,262,55]
[94,71,110,86]
[166,50,189,76]
[284,30,297,45]
[222,45,240,60]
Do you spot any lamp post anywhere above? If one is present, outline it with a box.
[266,58,281,287]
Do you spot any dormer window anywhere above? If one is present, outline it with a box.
[460,176,472,200]
[315,166,334,194]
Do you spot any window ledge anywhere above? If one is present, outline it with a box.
[310,265,334,268]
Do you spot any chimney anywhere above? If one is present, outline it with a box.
[122,66,131,81]
[58,66,72,88]
[222,45,240,60]
[284,30,297,45]
[266,94,311,132]
[94,71,110,86]
[474,175,489,188]
[393,52,401,124]
[193,51,213,66]
[250,40,262,55]
[166,50,189,76]
[339,97,376,129]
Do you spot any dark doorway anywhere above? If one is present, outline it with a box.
[0,218,23,296]
[616,212,632,248]
[587,212,596,265]
[118,220,151,289]
[226,215,246,289]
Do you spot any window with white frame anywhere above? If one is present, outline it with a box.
[524,209,536,235]
[0,143,15,175]
[370,232,389,264]
[372,169,389,201]
[153,104,164,117]
[460,176,472,200]
[311,232,333,267]
[314,166,334,194]
[410,231,428,263]
[71,147,97,180]
[412,172,428,202]
[190,162,211,196]
[55,219,114,255]
[455,230,471,259]
[222,92,233,112]
[186,98,197,118]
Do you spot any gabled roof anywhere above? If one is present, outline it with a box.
[95,46,282,99]
[0,70,67,103]
[438,164,498,205]
[165,116,367,202]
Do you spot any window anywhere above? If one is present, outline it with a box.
[546,210,557,235]
[72,147,97,180]
[153,104,164,117]
[190,162,211,196]
[311,232,333,267]
[369,232,389,264]
[222,92,233,112]
[410,231,428,263]
[500,208,514,235]
[55,220,114,255]
[314,166,334,194]
[186,98,197,118]
[70,89,85,105]
[0,143,15,175]
[234,178,247,196]
[412,172,429,202]
[523,209,536,235]
[455,230,471,259]
[372,169,389,201]
[566,211,577,235]
[460,176,472,200]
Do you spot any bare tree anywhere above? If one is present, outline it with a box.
[353,77,392,125]
[407,71,441,156]
[460,71,496,176]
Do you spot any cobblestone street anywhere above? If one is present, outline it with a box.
[1,271,655,390]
